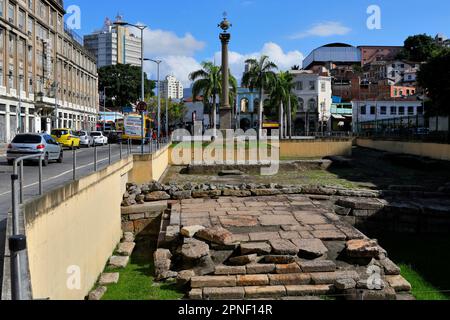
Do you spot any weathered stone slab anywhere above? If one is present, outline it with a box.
[117,242,136,256]
[337,197,385,210]
[145,191,171,201]
[215,265,247,275]
[222,190,252,197]
[251,189,282,196]
[246,264,276,274]
[276,263,302,274]
[192,190,222,198]
[196,227,234,245]
[121,201,168,215]
[249,232,281,241]
[269,273,311,285]
[109,256,129,269]
[293,212,329,225]
[386,275,412,292]
[203,287,245,300]
[311,229,346,241]
[123,232,135,243]
[240,242,272,255]
[244,286,286,298]
[219,216,259,228]
[237,275,269,286]
[181,240,210,260]
[285,285,333,296]
[189,288,203,299]
[346,239,380,258]
[181,225,205,238]
[299,260,336,273]
[177,270,196,287]
[88,286,107,300]
[269,239,299,255]
[264,255,296,264]
[192,255,216,276]
[191,276,237,288]
[380,258,401,276]
[99,273,120,285]
[210,250,235,265]
[229,254,259,266]
[259,215,298,226]
[311,272,337,285]
[335,278,356,290]
[291,239,328,258]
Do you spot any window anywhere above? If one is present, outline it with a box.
[417,106,424,115]
[390,106,397,115]
[18,10,25,30]
[380,106,387,115]
[308,99,316,112]
[408,107,414,115]
[370,106,376,115]
[295,81,303,91]
[399,107,405,115]
[28,17,34,34]
[321,82,326,92]
[298,98,304,111]
[0,0,4,17]
[309,81,315,90]
[8,3,14,24]
[360,105,366,115]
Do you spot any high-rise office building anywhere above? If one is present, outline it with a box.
[159,75,183,100]
[83,15,142,68]
[0,0,99,143]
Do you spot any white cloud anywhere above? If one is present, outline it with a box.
[290,21,351,39]
[214,42,304,84]
[145,56,202,88]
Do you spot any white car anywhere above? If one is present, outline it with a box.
[90,131,108,146]
[76,131,94,147]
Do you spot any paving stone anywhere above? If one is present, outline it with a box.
[219,216,259,228]
[177,270,196,287]
[281,225,313,232]
[336,225,365,240]
[88,286,107,300]
[116,242,136,256]
[237,275,270,286]
[229,254,259,266]
[299,260,336,273]
[310,272,337,285]
[109,256,129,269]
[98,273,120,285]
[145,191,171,201]
[232,234,250,242]
[346,287,396,300]
[189,288,203,299]
[346,239,381,258]
[276,263,302,274]
[335,278,356,290]
[192,255,216,276]
[240,242,272,255]
[335,270,361,281]
[269,239,299,255]
[385,275,412,292]
[291,239,328,258]
[123,232,135,242]
[181,240,210,260]
[222,190,252,197]
[203,287,245,300]
[210,250,235,265]
[264,255,296,264]
[191,276,237,288]
[380,258,401,276]
[259,215,298,226]
[312,224,338,231]
[249,232,281,241]
[251,189,282,196]
[311,229,346,241]
[244,286,286,298]
[285,285,333,296]
[269,273,311,285]
[196,227,235,245]
[246,264,276,274]
[279,231,302,240]
[337,197,385,210]
[294,212,329,225]
[181,225,205,238]
[215,265,247,275]
[165,225,180,242]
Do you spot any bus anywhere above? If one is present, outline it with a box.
[122,113,154,142]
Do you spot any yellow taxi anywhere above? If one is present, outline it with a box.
[51,128,81,148]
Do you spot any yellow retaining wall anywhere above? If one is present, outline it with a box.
[356,138,450,161]
[128,144,170,184]
[23,157,133,300]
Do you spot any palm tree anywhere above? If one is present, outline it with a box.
[269,71,298,139]
[189,61,238,136]
[242,55,278,136]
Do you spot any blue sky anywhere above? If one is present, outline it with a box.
[65,0,450,86]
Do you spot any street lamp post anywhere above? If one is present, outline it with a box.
[114,19,147,153]
[145,58,162,140]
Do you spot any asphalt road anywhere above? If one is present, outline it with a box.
[0,143,140,297]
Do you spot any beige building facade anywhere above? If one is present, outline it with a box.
[0,0,99,143]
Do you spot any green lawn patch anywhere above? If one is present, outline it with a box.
[101,248,184,301]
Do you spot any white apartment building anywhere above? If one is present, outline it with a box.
[83,16,142,68]
[159,75,183,100]
[0,0,99,143]
[352,99,424,132]
[290,70,332,134]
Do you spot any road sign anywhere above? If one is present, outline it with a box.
[137,101,147,113]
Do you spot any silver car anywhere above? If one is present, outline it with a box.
[76,130,94,147]
[91,131,108,146]
[6,133,63,166]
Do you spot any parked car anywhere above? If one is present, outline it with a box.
[106,130,123,144]
[51,128,81,149]
[76,130,94,147]
[91,131,108,146]
[6,133,63,166]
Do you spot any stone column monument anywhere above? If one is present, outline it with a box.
[218,14,232,130]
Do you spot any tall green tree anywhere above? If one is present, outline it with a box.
[98,64,155,110]
[418,49,450,134]
[242,55,278,135]
[189,61,237,134]
[397,34,442,62]
[269,71,298,139]
[148,98,188,126]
